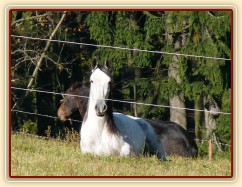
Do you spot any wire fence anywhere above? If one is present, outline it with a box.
[10,34,232,149]
[11,86,231,115]
[11,109,83,123]
[11,35,231,61]
[10,34,231,115]
[11,109,231,148]
[10,34,232,115]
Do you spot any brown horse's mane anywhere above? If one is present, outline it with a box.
[65,82,89,118]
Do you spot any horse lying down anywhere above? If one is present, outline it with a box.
[58,82,198,158]
[60,62,168,160]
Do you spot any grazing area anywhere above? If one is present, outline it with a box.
[11,133,231,177]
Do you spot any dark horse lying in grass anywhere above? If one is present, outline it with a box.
[58,82,198,158]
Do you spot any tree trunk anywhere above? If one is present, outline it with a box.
[166,14,188,129]
[168,56,187,129]
[204,97,220,138]
[133,67,141,117]
[36,70,54,136]
[194,95,204,140]
[169,94,187,129]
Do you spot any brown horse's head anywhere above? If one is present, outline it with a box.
[57,82,89,121]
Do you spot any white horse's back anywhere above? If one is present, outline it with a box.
[113,113,146,155]
[127,115,167,160]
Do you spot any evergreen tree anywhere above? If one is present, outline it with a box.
[11,11,231,146]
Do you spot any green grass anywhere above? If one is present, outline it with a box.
[11,133,231,177]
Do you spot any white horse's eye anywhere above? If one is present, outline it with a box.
[90,80,93,83]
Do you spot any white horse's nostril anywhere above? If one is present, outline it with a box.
[103,104,107,112]
[95,102,107,116]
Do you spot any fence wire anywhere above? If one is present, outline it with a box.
[11,111,231,148]
[11,35,231,61]
[11,109,83,123]
[10,34,232,148]
[11,86,231,115]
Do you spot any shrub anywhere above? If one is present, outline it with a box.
[21,120,38,134]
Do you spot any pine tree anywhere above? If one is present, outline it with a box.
[11,11,231,145]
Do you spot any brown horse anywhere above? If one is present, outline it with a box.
[58,82,198,158]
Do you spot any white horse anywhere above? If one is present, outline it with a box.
[80,59,167,160]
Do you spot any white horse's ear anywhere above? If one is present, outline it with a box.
[104,60,111,69]
[92,58,98,69]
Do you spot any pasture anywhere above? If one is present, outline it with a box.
[11,133,231,177]
[11,11,232,179]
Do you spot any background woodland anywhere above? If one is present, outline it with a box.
[11,11,231,150]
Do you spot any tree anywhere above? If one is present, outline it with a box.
[11,11,91,135]
[11,11,231,147]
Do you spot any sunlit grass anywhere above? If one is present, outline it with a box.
[11,133,231,177]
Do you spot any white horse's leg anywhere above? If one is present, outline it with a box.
[128,116,167,161]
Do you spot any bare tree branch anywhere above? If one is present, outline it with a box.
[213,132,222,152]
[12,11,67,110]
[27,11,67,89]
[11,13,51,26]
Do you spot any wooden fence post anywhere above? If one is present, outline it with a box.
[208,139,212,161]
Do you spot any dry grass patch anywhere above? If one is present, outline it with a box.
[11,133,231,177]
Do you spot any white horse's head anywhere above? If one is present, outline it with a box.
[90,59,112,117]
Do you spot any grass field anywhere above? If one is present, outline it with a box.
[10,133,232,177]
